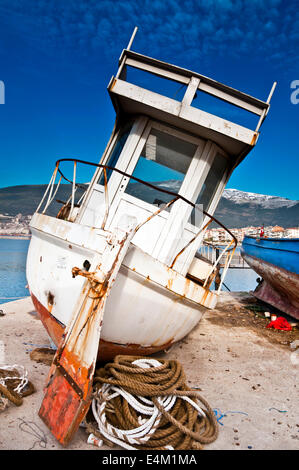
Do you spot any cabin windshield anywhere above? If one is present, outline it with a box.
[198,153,227,210]
[98,122,132,185]
[125,128,197,207]
[190,152,228,225]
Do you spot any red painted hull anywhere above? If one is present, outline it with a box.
[30,292,173,362]
[242,253,299,320]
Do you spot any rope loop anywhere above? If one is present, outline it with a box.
[0,365,35,409]
[87,355,218,450]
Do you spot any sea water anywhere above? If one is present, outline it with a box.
[0,238,30,304]
[220,267,259,292]
[0,238,259,304]
[213,245,259,293]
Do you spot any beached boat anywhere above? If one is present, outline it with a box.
[241,236,299,319]
[26,29,276,361]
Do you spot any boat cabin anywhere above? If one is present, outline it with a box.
[73,46,274,278]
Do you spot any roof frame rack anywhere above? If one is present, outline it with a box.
[117,49,275,123]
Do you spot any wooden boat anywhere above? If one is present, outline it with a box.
[26,29,276,361]
[241,236,299,319]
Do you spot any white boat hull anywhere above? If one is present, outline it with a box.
[26,213,217,360]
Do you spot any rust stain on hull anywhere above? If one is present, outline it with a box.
[243,253,299,320]
[38,230,130,446]
[31,292,174,362]
[46,291,55,314]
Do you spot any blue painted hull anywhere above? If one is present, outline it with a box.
[241,236,299,319]
[241,237,299,275]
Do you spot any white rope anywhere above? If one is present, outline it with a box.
[0,394,8,411]
[90,358,206,450]
[95,390,163,442]
[0,364,29,393]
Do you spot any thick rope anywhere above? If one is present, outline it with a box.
[0,365,35,409]
[87,356,218,450]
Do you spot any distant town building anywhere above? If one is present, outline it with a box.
[0,213,298,242]
[0,214,32,237]
[285,227,299,238]
[270,225,284,237]
[204,225,299,244]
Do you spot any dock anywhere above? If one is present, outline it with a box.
[199,244,250,269]
[222,251,250,268]
[0,295,298,451]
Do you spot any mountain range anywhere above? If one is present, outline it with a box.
[215,188,299,228]
[0,183,298,229]
[127,180,299,228]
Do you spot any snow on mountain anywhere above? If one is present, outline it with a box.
[153,180,182,191]
[137,182,298,210]
[223,188,298,209]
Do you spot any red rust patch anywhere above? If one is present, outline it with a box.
[38,369,91,446]
[58,348,92,400]
[250,132,258,146]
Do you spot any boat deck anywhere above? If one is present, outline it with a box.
[0,294,298,450]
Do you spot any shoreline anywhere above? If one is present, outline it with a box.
[0,235,31,240]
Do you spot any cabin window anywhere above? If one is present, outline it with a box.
[98,122,132,185]
[191,152,227,224]
[125,128,197,207]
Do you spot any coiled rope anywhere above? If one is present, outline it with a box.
[0,365,35,410]
[86,355,218,450]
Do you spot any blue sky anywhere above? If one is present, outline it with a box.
[0,0,298,199]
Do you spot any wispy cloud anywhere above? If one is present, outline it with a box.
[0,0,298,74]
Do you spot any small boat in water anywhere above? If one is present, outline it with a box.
[26,29,276,361]
[241,236,299,319]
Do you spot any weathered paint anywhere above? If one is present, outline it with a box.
[241,236,299,319]
[250,132,259,146]
[27,213,214,349]
[39,370,91,445]
[242,252,299,320]
[110,78,259,149]
[31,292,174,360]
[39,223,137,445]
[242,236,299,275]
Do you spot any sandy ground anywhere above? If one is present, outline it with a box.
[0,293,298,451]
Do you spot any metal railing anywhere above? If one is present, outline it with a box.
[199,242,218,264]
[36,158,237,293]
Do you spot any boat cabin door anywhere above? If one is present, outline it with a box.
[78,116,230,276]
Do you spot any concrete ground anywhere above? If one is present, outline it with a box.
[0,294,298,451]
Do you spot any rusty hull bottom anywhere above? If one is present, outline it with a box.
[30,292,174,362]
[254,280,299,320]
[243,253,299,320]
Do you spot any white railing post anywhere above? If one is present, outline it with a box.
[69,161,77,221]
